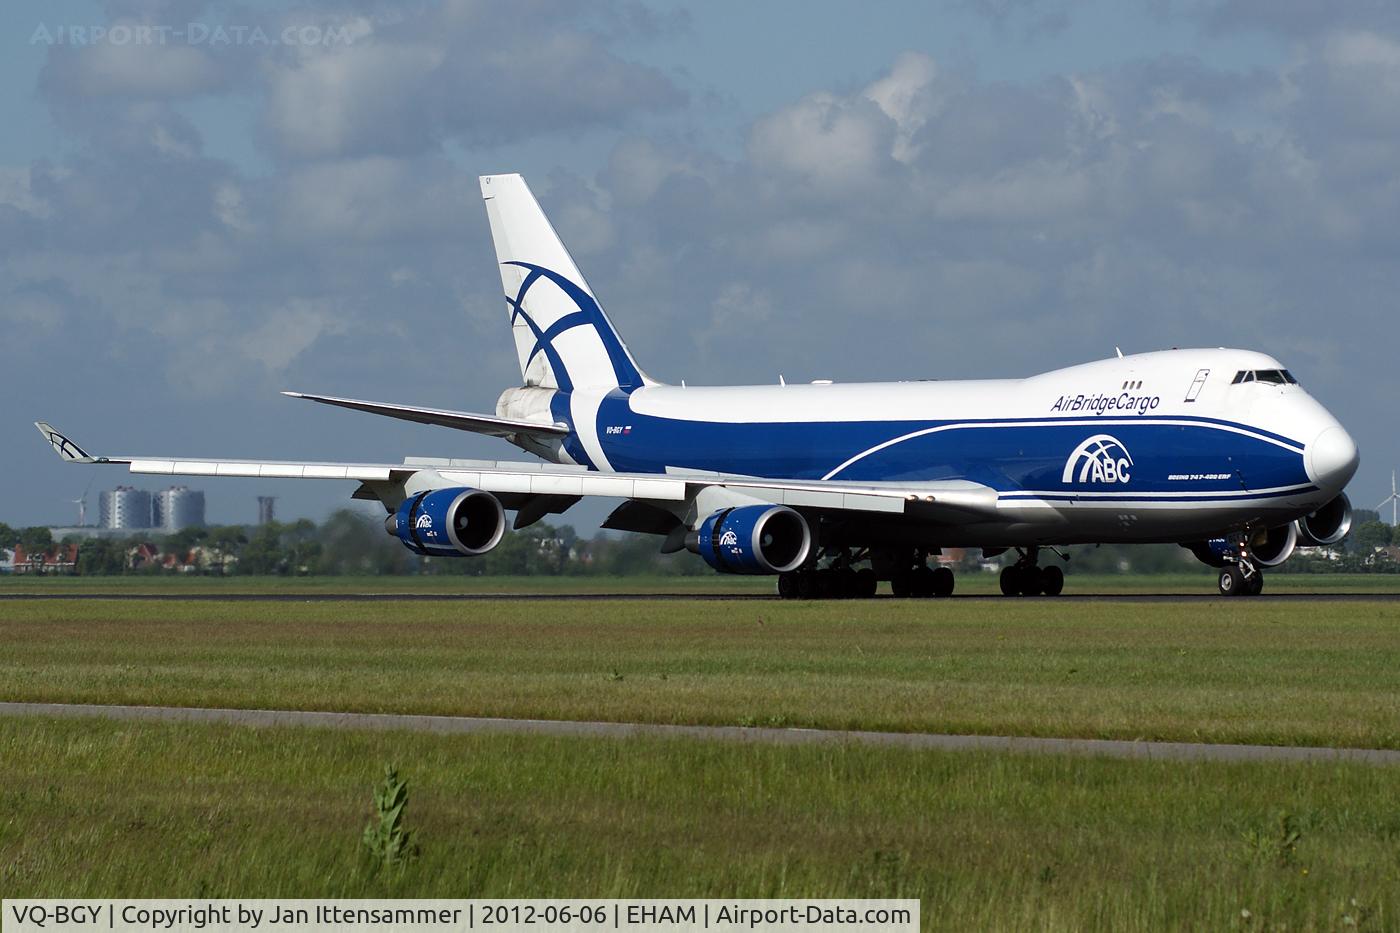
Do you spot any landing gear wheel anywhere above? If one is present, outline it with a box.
[1019,567,1044,597]
[1041,565,1064,597]
[931,566,955,597]
[999,566,1021,596]
[911,565,936,598]
[777,572,798,600]
[832,568,858,599]
[854,568,877,598]
[1218,566,1245,597]
[891,571,913,598]
[795,571,819,600]
[1246,569,1264,596]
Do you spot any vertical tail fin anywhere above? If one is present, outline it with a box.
[480,174,651,392]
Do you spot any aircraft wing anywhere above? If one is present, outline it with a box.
[33,422,1000,522]
[280,391,569,439]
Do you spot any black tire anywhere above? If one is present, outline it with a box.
[911,565,936,598]
[1019,567,1043,597]
[1246,569,1264,596]
[795,571,818,600]
[1218,566,1245,597]
[777,572,798,600]
[855,567,877,598]
[1041,565,1064,597]
[931,566,955,597]
[999,566,1021,596]
[833,568,858,599]
[890,571,912,598]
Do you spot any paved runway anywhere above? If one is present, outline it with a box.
[3,700,1397,765]
[1,591,1398,602]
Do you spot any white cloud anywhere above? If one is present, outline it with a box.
[747,92,898,188]
[0,167,53,218]
[262,38,444,159]
[238,300,347,372]
[863,51,945,163]
[39,22,226,99]
[257,4,683,160]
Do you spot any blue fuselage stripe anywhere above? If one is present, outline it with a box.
[556,393,1314,499]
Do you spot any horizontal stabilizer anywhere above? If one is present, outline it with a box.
[282,392,569,439]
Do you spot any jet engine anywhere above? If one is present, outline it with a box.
[386,487,506,557]
[690,504,811,574]
[1248,523,1298,567]
[1296,492,1352,547]
[1184,523,1297,568]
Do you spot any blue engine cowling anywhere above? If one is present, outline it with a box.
[694,505,811,574]
[386,487,506,557]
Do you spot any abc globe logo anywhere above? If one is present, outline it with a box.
[1063,434,1133,484]
[718,530,739,547]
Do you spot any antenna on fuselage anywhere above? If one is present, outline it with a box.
[1115,347,1124,359]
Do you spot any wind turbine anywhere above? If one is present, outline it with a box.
[1379,471,1400,527]
[68,479,92,527]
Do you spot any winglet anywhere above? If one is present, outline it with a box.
[34,422,98,463]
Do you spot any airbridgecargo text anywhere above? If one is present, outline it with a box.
[1051,393,1161,415]
[3,900,918,933]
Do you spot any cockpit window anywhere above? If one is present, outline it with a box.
[1231,369,1298,386]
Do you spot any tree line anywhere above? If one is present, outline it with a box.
[0,511,1395,576]
[0,511,708,577]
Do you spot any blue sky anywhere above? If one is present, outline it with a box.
[4,0,1397,529]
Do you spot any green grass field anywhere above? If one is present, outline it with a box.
[5,590,1400,928]
[4,597,1400,747]
[3,715,1399,930]
[3,571,1400,596]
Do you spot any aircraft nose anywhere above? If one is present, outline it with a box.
[1305,425,1359,489]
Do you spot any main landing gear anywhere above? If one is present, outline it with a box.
[1217,535,1265,597]
[775,547,954,599]
[776,548,877,600]
[776,567,878,599]
[998,547,1065,597]
[890,549,955,599]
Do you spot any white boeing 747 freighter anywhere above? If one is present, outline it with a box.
[37,174,1359,597]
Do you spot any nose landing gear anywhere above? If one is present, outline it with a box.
[1217,535,1265,597]
[998,547,1067,597]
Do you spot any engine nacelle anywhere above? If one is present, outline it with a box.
[691,505,811,574]
[1249,523,1297,567]
[1296,492,1352,547]
[1184,524,1297,568]
[386,487,506,557]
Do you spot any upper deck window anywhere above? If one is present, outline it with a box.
[1231,369,1298,385]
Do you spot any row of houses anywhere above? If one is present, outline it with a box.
[2,544,79,574]
[1,544,238,575]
